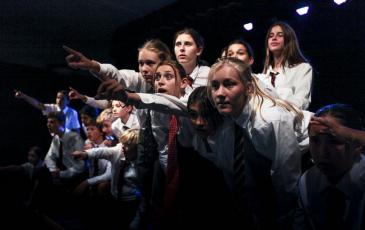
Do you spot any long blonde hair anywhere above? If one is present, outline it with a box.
[207,58,303,127]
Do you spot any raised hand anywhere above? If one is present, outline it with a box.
[95,79,128,102]
[63,45,100,72]
[14,89,24,99]
[69,87,85,101]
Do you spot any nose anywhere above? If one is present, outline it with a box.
[179,45,185,52]
[140,63,149,74]
[215,85,226,97]
[157,77,165,86]
[195,116,205,127]
[318,141,331,159]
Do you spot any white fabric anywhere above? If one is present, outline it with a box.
[86,144,139,201]
[111,112,140,138]
[44,131,85,178]
[95,63,152,93]
[257,62,313,109]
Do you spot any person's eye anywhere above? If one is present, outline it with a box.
[165,74,174,80]
[223,80,236,88]
[154,74,161,81]
[211,81,219,91]
[188,112,198,120]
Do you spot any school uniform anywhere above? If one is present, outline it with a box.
[257,62,313,110]
[234,98,303,222]
[44,131,85,179]
[294,155,365,230]
[86,143,112,186]
[86,144,140,229]
[111,112,140,138]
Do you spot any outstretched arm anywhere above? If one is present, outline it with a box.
[96,79,141,105]
[69,87,109,109]
[14,90,45,111]
[63,45,109,81]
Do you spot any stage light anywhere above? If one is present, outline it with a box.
[296,6,309,15]
[334,0,347,5]
[243,23,253,31]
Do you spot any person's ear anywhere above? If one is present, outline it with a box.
[126,105,133,113]
[180,78,189,90]
[196,47,203,56]
[248,57,254,66]
[246,81,254,95]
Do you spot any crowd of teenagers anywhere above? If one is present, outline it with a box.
[4,21,365,230]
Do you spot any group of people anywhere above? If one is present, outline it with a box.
[8,21,365,230]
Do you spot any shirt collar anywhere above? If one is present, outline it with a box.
[234,100,252,128]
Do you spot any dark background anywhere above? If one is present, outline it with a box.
[1,0,364,164]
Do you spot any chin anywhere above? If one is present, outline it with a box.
[217,108,231,116]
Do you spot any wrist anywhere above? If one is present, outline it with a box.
[90,60,101,73]
[82,95,88,103]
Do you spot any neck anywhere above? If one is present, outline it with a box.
[272,52,283,70]
[94,137,104,145]
[182,61,197,76]
[121,114,130,125]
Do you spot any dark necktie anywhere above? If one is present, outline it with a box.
[92,158,99,177]
[136,110,159,200]
[234,124,246,207]
[323,186,346,230]
[270,72,279,87]
[164,115,180,210]
[186,75,194,87]
[117,159,130,199]
[56,140,67,170]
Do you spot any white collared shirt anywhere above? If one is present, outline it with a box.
[295,156,365,230]
[257,62,313,109]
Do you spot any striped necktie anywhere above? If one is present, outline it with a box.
[270,72,279,87]
[164,115,180,210]
[234,124,246,206]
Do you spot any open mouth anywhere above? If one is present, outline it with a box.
[157,88,167,93]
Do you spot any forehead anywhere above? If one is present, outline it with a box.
[86,125,99,129]
[112,100,124,106]
[56,92,64,98]
[270,25,283,33]
[212,65,240,80]
[138,49,159,61]
[175,33,194,42]
[228,43,247,52]
[156,64,174,73]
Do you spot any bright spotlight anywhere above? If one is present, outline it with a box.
[334,0,347,5]
[296,6,309,15]
[243,23,253,31]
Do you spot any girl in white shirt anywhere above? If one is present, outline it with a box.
[64,39,171,94]
[173,28,210,89]
[258,21,313,110]
[207,57,305,226]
